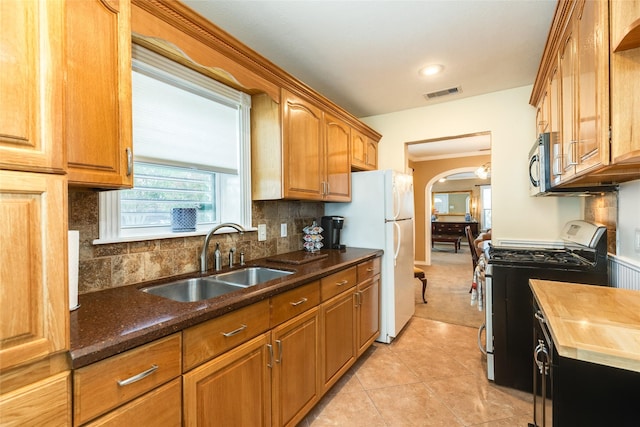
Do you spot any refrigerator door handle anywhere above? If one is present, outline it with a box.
[392,183,400,220]
[393,221,401,266]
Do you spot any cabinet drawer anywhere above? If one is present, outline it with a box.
[270,281,320,327]
[73,333,181,426]
[84,378,181,427]
[321,267,356,301]
[0,371,70,426]
[183,299,270,371]
[357,258,380,282]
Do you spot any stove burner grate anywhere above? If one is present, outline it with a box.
[487,247,594,267]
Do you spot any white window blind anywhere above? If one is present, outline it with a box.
[131,46,246,174]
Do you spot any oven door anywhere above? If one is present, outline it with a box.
[484,265,494,380]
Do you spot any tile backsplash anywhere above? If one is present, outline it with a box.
[583,191,618,254]
[69,190,324,294]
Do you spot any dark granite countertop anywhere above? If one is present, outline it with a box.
[70,248,382,369]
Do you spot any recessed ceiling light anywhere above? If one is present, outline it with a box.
[419,64,444,76]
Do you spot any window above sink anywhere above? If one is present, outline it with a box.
[97,44,252,244]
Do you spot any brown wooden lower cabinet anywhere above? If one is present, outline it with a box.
[73,334,182,426]
[0,371,71,426]
[321,289,357,392]
[84,378,181,427]
[357,274,381,356]
[271,307,321,427]
[73,256,381,426]
[182,333,272,427]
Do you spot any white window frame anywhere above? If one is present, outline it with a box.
[96,45,253,244]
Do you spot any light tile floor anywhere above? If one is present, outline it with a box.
[298,317,533,426]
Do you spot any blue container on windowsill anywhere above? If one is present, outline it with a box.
[171,208,197,232]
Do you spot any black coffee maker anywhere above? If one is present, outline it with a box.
[321,216,345,249]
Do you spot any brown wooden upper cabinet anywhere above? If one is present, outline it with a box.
[252,89,351,201]
[65,0,133,189]
[609,0,640,165]
[351,128,378,171]
[531,0,640,187]
[0,0,64,174]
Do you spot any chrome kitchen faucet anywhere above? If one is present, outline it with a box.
[199,223,245,273]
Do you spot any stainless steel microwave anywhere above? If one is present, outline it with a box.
[529,132,617,196]
[528,133,551,196]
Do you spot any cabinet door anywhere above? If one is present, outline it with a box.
[549,63,563,186]
[559,21,577,182]
[0,171,67,370]
[365,139,378,169]
[536,88,550,134]
[321,290,356,392]
[324,113,351,201]
[0,0,64,173]
[271,308,320,427]
[575,0,609,175]
[357,275,380,356]
[65,0,133,188]
[183,333,271,427]
[351,129,367,169]
[351,129,377,171]
[610,0,640,164]
[610,0,640,51]
[282,89,324,200]
[0,371,70,426]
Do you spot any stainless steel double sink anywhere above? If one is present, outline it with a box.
[141,267,293,303]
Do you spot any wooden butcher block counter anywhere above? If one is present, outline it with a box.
[530,279,640,373]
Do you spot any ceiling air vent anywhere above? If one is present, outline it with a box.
[424,86,462,100]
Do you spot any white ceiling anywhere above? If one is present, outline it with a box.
[182,0,556,159]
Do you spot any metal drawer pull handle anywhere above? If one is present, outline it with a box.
[290,297,308,306]
[534,311,546,323]
[267,343,273,368]
[117,364,158,387]
[221,324,247,337]
[336,280,349,286]
[366,267,374,272]
[125,147,133,176]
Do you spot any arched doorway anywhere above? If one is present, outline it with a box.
[424,167,484,265]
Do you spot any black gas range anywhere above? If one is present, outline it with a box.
[483,220,609,392]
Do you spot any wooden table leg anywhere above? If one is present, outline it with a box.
[414,268,427,303]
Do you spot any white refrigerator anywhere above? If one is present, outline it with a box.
[325,169,415,343]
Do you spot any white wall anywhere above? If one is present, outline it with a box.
[361,85,582,244]
[618,180,640,262]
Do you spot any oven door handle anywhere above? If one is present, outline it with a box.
[478,322,487,355]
